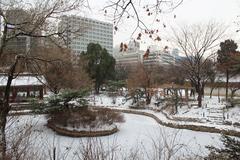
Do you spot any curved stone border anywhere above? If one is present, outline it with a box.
[47,122,118,137]
[92,107,240,137]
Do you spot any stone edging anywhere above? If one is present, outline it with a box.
[47,122,118,137]
[92,107,240,137]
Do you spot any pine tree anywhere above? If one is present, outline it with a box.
[217,39,238,101]
[81,43,115,94]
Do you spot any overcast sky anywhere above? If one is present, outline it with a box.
[83,0,240,50]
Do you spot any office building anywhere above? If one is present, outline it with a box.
[5,9,40,54]
[59,15,113,55]
[114,40,144,68]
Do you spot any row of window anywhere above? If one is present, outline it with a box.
[72,18,112,26]
[72,41,113,47]
[72,48,113,53]
[72,37,113,44]
[71,44,112,50]
[85,31,112,37]
[81,34,112,40]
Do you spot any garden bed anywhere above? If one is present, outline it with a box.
[47,122,118,137]
[46,108,124,137]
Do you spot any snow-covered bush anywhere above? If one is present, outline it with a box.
[205,135,240,160]
[33,89,89,114]
[47,108,124,129]
[48,89,89,108]
[96,108,125,124]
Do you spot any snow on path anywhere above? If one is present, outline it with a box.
[8,113,222,159]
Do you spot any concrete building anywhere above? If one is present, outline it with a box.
[114,43,180,68]
[115,51,143,67]
[5,9,41,54]
[143,45,178,67]
[114,40,144,68]
[59,15,113,55]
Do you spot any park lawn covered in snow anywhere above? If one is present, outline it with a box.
[174,96,240,125]
[8,113,222,160]
[88,93,240,126]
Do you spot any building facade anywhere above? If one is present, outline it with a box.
[59,16,113,55]
[143,45,178,67]
[114,43,180,68]
[5,9,41,54]
[114,40,144,68]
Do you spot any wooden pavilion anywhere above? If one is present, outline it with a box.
[0,73,46,102]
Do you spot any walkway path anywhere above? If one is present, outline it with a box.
[93,106,240,137]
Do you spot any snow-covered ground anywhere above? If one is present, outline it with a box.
[8,92,240,159]
[174,96,240,125]
[88,94,132,108]
[88,93,240,125]
[9,113,222,159]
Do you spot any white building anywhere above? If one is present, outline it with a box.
[114,40,144,67]
[59,15,113,55]
[115,51,143,67]
[143,45,177,67]
[114,43,180,68]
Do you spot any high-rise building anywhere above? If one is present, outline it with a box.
[114,40,144,68]
[59,15,113,55]
[5,9,41,54]
[114,43,180,69]
[143,45,178,67]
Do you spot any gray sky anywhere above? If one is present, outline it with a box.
[84,0,240,50]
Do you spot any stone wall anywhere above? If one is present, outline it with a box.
[47,123,118,137]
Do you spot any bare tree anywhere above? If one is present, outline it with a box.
[173,22,224,107]
[104,0,183,35]
[41,48,92,94]
[0,0,87,158]
[127,63,162,105]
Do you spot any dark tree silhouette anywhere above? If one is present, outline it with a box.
[217,39,238,101]
[81,43,116,94]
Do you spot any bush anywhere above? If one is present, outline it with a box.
[34,89,89,114]
[97,108,125,124]
[205,135,240,160]
[47,108,125,129]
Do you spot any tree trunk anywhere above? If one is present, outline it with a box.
[196,81,203,108]
[202,84,205,98]
[218,87,220,103]
[0,57,18,158]
[146,94,151,105]
[197,91,202,108]
[174,89,178,114]
[0,109,7,160]
[226,69,229,101]
[210,87,214,98]
[95,83,100,94]
[145,89,151,105]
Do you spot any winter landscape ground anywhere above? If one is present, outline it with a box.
[8,93,240,160]
[1,1,240,160]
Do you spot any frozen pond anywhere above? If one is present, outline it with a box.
[7,113,222,159]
